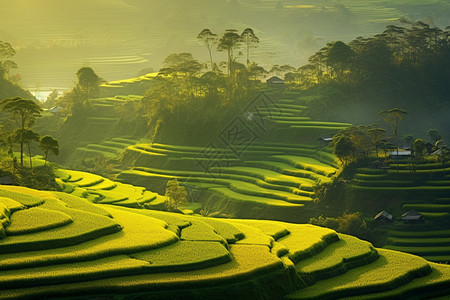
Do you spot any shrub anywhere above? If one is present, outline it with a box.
[164,178,187,211]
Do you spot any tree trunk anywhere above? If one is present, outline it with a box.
[20,139,24,166]
[28,143,33,169]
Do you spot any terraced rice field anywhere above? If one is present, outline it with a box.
[116,141,339,221]
[64,136,142,168]
[105,89,344,222]
[350,161,450,263]
[55,169,168,211]
[0,184,449,299]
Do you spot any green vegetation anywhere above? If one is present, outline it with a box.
[0,185,449,299]
[5,207,73,235]
[1,7,449,299]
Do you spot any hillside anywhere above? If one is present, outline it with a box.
[37,71,450,263]
[0,78,35,101]
[1,184,449,299]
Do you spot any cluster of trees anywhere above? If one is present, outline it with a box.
[125,28,268,144]
[197,28,260,73]
[332,108,448,170]
[0,97,59,188]
[283,23,449,139]
[0,40,18,83]
[57,67,103,117]
[286,22,450,88]
[309,212,368,239]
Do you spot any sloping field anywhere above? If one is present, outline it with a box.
[64,136,142,168]
[0,184,449,299]
[349,161,450,262]
[55,169,167,210]
[115,141,339,221]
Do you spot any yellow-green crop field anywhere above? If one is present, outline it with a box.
[0,184,449,299]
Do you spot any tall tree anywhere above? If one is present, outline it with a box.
[165,178,187,211]
[197,29,218,71]
[241,28,259,66]
[39,135,59,166]
[326,41,354,79]
[11,129,40,169]
[217,29,242,78]
[0,97,42,166]
[379,108,407,155]
[334,135,356,166]
[76,67,103,99]
[368,127,386,158]
[427,128,441,144]
[379,108,407,172]
[0,41,16,79]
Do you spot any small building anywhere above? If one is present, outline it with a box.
[317,137,333,147]
[402,209,424,224]
[49,106,63,114]
[374,210,393,223]
[266,76,285,88]
[0,176,14,185]
[389,150,411,159]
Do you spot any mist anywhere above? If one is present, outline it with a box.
[1,0,448,89]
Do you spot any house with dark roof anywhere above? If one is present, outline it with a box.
[266,76,285,88]
[402,209,424,224]
[0,176,13,185]
[317,136,333,147]
[374,210,393,223]
[389,150,411,159]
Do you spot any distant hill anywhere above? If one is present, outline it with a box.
[0,78,36,101]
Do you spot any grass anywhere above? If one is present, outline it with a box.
[0,183,449,299]
[384,245,450,256]
[196,217,245,243]
[62,170,105,188]
[403,203,450,212]
[0,197,24,212]
[226,219,290,240]
[294,234,378,280]
[0,186,51,207]
[245,160,331,183]
[277,224,339,263]
[386,236,450,246]
[228,223,274,247]
[0,244,285,299]
[180,220,227,245]
[5,207,73,235]
[0,255,151,289]
[130,241,232,272]
[286,249,431,299]
[209,187,305,207]
[342,262,450,300]
[388,229,450,238]
[271,155,337,176]
[0,206,178,271]
[52,192,112,217]
[0,199,121,254]
[211,166,316,189]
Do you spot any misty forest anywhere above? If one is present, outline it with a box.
[0,0,450,299]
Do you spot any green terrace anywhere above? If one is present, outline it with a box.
[115,142,339,221]
[0,184,449,299]
[64,137,142,168]
[349,161,450,263]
